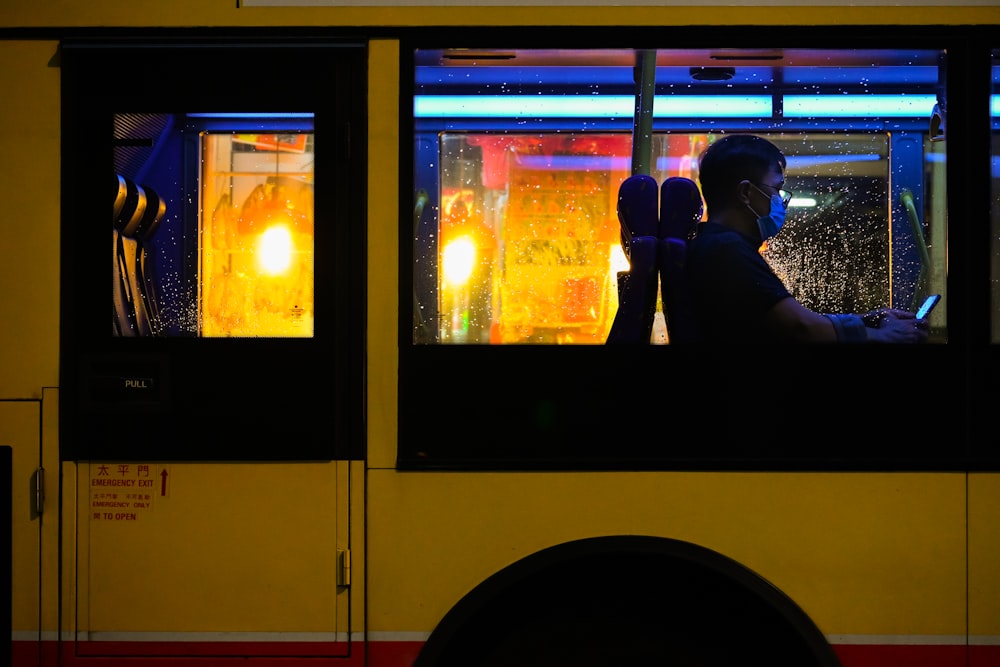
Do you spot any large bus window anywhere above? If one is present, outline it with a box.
[412,48,948,345]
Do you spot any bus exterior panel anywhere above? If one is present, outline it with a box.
[365,470,968,665]
[969,473,1000,667]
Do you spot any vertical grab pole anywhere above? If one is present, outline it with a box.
[632,49,657,176]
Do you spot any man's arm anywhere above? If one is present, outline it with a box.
[764,297,928,343]
[763,297,839,342]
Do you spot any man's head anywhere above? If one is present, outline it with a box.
[698,134,787,218]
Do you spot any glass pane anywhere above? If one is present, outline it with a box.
[200,132,315,338]
[434,133,635,344]
[413,48,947,345]
[111,114,315,338]
[766,131,946,330]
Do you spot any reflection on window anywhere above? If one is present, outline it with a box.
[200,133,315,337]
[416,131,945,344]
[413,48,948,345]
[431,134,637,344]
[766,133,945,326]
[111,113,315,338]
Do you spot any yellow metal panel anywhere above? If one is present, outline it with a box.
[347,459,366,632]
[41,389,60,644]
[969,473,1000,637]
[368,39,400,472]
[60,460,78,642]
[0,1,998,26]
[366,470,966,636]
[1,401,41,636]
[76,461,342,632]
[0,41,60,400]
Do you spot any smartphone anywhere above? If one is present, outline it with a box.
[915,294,941,319]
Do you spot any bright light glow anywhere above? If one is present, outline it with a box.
[789,197,817,208]
[610,242,630,275]
[783,94,937,117]
[416,95,633,118]
[442,236,477,285]
[786,154,883,168]
[653,95,772,117]
[258,225,294,275]
[417,94,940,119]
[414,95,772,118]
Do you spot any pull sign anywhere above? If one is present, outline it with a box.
[123,377,155,391]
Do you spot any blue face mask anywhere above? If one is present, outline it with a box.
[752,193,787,241]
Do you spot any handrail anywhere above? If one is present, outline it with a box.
[900,188,930,309]
[631,49,657,177]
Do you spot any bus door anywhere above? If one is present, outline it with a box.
[4,400,40,666]
[59,40,365,663]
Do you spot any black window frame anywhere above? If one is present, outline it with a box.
[397,25,997,472]
[59,33,368,462]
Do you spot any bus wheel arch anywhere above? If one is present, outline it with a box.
[414,535,840,667]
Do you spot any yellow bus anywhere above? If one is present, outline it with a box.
[2,2,999,667]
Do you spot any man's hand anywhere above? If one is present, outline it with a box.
[864,308,929,343]
[862,308,920,328]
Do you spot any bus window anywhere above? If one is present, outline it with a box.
[62,42,365,461]
[113,115,315,339]
[765,131,946,330]
[412,48,948,344]
[198,131,315,338]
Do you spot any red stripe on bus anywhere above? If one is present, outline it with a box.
[366,640,425,666]
[833,643,965,667]
[13,639,999,666]
[970,644,1000,667]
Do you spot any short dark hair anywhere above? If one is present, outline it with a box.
[698,134,786,213]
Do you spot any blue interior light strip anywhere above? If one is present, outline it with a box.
[783,95,937,117]
[415,95,634,118]
[415,94,939,119]
[653,95,771,117]
[414,95,772,118]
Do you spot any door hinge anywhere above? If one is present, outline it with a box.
[338,549,351,588]
[32,467,45,517]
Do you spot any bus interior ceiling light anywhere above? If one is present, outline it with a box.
[415,95,936,119]
[413,95,772,118]
[783,94,938,117]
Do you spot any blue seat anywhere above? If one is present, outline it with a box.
[606,174,660,344]
[657,176,702,344]
[606,174,702,344]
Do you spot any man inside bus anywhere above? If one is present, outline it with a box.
[686,133,929,344]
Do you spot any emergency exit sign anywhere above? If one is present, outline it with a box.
[90,463,170,522]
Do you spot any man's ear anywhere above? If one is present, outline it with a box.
[735,179,753,206]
